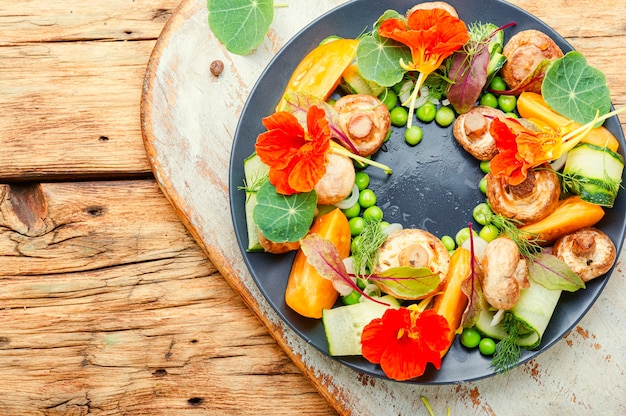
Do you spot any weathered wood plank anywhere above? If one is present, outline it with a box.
[0,180,335,415]
[0,0,180,181]
[0,0,179,44]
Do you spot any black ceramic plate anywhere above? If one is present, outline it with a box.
[228,0,626,384]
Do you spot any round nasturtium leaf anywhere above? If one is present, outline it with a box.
[253,181,317,243]
[208,0,274,55]
[542,51,612,126]
[356,32,412,87]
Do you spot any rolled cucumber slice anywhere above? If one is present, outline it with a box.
[243,153,269,252]
[475,279,562,348]
[323,296,400,356]
[563,142,624,207]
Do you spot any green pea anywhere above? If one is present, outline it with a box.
[479,92,498,108]
[358,189,377,208]
[479,224,500,243]
[479,337,497,355]
[363,205,383,222]
[384,127,392,142]
[479,176,488,194]
[479,160,491,174]
[416,102,437,123]
[379,89,398,111]
[342,290,361,305]
[342,202,361,219]
[405,125,423,146]
[435,106,455,127]
[505,112,518,119]
[498,95,517,113]
[473,202,493,225]
[380,221,391,230]
[460,328,481,348]
[349,217,366,237]
[350,235,362,253]
[354,171,370,191]
[353,155,371,170]
[390,106,409,127]
[326,98,336,106]
[441,235,456,251]
[489,75,507,91]
[455,227,477,247]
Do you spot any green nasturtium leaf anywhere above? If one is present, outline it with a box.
[252,181,317,243]
[542,51,612,126]
[208,0,274,55]
[356,32,412,87]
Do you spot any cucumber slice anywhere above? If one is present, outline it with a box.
[510,279,562,348]
[475,279,562,348]
[323,296,400,356]
[486,52,506,80]
[563,142,624,207]
[340,63,385,97]
[243,153,269,252]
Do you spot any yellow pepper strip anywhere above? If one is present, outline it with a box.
[275,38,359,112]
[517,92,621,152]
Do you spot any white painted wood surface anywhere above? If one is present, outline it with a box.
[142,0,626,414]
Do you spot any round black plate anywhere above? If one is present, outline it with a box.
[228,0,626,384]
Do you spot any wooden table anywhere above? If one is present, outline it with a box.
[1,1,625,415]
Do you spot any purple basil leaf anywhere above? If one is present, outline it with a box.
[528,252,585,292]
[447,42,490,114]
[460,256,483,328]
[371,266,441,298]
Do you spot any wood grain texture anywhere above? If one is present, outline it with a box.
[0,181,335,415]
[0,0,181,180]
[142,0,626,415]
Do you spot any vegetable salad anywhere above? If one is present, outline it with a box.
[239,2,625,381]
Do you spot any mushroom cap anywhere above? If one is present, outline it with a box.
[407,1,458,17]
[481,237,526,310]
[452,106,507,160]
[553,227,617,282]
[314,152,355,206]
[486,167,561,224]
[258,230,300,254]
[501,29,564,93]
[375,228,451,299]
[334,94,391,157]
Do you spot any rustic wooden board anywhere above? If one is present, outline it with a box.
[0,180,335,415]
[0,0,181,181]
[142,0,626,414]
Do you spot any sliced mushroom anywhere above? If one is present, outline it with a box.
[314,152,355,206]
[334,94,391,157]
[258,230,300,254]
[452,106,507,160]
[375,228,451,299]
[501,30,564,93]
[553,227,617,282]
[407,1,458,17]
[486,167,561,224]
[481,237,528,310]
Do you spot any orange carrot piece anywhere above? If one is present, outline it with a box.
[432,247,471,356]
[285,208,352,319]
[519,196,605,245]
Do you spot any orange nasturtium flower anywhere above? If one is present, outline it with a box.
[255,105,330,195]
[361,307,451,381]
[378,8,470,128]
[489,117,562,186]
